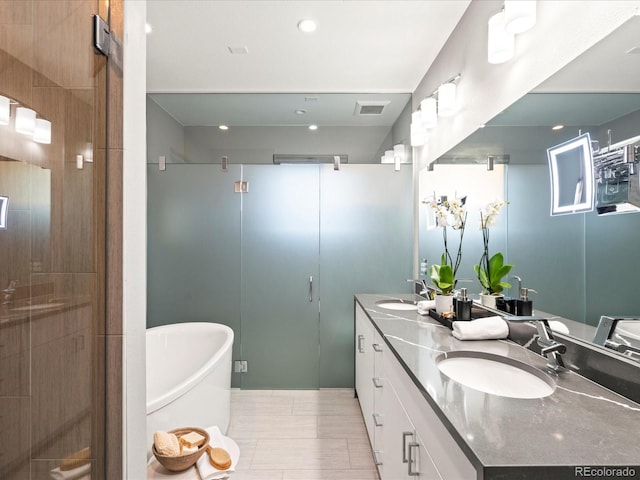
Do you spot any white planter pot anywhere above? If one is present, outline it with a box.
[480,293,503,309]
[434,294,454,315]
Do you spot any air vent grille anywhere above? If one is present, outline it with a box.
[273,154,348,165]
[354,100,390,116]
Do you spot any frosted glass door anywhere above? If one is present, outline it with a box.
[241,165,320,388]
[147,164,243,383]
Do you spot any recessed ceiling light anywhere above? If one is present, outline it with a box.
[552,125,564,130]
[145,23,152,34]
[295,109,307,115]
[298,19,317,33]
[219,125,229,131]
[308,124,318,131]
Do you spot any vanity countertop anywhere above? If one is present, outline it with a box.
[355,293,640,478]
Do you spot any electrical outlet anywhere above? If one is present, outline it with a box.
[234,360,248,373]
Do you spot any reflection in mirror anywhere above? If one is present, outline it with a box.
[547,132,594,215]
[418,16,640,362]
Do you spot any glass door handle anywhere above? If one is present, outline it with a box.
[309,276,313,302]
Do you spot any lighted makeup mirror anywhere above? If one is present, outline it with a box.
[547,132,594,216]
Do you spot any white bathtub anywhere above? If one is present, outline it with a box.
[146,322,233,452]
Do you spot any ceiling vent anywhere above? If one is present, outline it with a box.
[354,100,390,116]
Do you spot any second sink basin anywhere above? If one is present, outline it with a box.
[437,351,555,399]
[375,299,418,311]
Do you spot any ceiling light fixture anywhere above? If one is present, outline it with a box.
[294,109,307,115]
[488,10,515,64]
[219,125,229,131]
[308,124,318,131]
[297,19,317,33]
[504,0,536,34]
[552,125,564,130]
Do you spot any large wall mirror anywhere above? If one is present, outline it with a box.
[419,15,640,361]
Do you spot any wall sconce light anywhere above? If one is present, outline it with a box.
[504,0,536,34]
[15,107,36,135]
[488,10,515,64]
[420,97,438,128]
[437,82,457,117]
[33,118,51,144]
[393,144,405,172]
[410,111,426,147]
[0,96,9,125]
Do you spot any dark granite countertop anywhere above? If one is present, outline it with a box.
[356,293,640,478]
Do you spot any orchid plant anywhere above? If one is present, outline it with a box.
[424,195,467,295]
[473,200,513,295]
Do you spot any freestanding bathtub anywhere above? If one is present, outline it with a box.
[146,322,234,453]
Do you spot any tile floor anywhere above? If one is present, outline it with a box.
[228,389,380,480]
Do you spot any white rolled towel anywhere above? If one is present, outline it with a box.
[49,463,91,480]
[452,316,509,341]
[417,300,436,315]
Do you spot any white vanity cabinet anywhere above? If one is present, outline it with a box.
[355,301,477,480]
[355,304,385,457]
[380,376,441,479]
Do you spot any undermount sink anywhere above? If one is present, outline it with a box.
[616,321,640,341]
[437,351,555,399]
[375,299,418,311]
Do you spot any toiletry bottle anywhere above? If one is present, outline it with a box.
[455,288,472,321]
[516,288,537,316]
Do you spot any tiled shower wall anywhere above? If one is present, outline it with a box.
[0,1,123,478]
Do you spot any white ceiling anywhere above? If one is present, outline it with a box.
[145,0,471,126]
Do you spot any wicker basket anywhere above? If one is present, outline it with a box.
[152,427,210,472]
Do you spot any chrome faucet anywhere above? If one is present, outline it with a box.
[511,275,522,296]
[504,315,567,372]
[593,316,640,356]
[406,279,432,297]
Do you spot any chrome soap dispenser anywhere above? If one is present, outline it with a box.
[455,288,473,321]
[516,287,537,316]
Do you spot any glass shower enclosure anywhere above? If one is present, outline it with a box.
[147,162,413,388]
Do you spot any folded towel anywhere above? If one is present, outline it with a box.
[417,300,436,315]
[196,427,236,480]
[49,463,91,480]
[452,316,509,340]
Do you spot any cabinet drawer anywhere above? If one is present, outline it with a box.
[384,347,476,480]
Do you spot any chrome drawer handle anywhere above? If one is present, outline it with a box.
[372,449,383,466]
[408,442,420,476]
[372,377,383,388]
[372,413,383,427]
[402,431,413,463]
[357,334,365,353]
[372,343,383,352]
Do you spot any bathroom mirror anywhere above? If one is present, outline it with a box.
[419,15,640,361]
